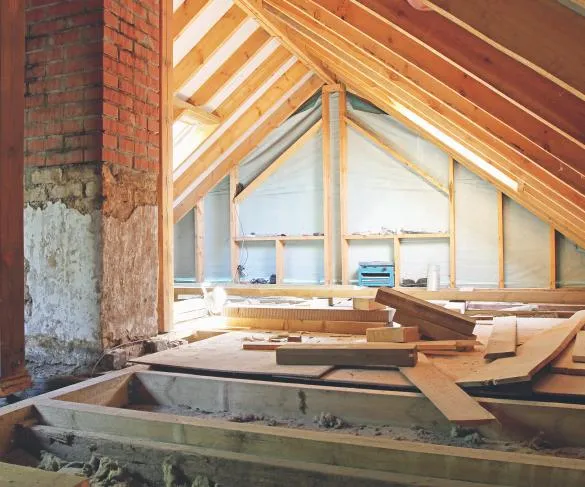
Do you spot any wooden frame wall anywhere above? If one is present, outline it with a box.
[0,0,29,392]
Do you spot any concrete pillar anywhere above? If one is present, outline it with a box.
[24,0,161,375]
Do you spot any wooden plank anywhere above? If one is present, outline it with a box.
[130,331,333,378]
[366,326,420,343]
[173,5,247,91]
[551,340,585,375]
[34,400,585,487]
[550,226,557,289]
[173,0,209,39]
[338,88,349,284]
[497,191,505,288]
[223,305,392,323]
[533,373,585,398]
[413,340,478,352]
[458,310,585,387]
[234,119,322,203]
[353,298,386,311]
[400,354,495,426]
[376,288,477,336]
[188,28,271,107]
[322,89,332,284]
[158,0,174,333]
[224,317,385,334]
[448,157,456,287]
[484,316,517,360]
[275,239,285,284]
[346,115,448,194]
[194,201,204,282]
[276,343,418,366]
[229,166,240,282]
[0,0,26,382]
[573,331,585,363]
[0,463,89,487]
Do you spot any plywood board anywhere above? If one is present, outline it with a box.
[573,331,585,362]
[484,316,517,360]
[366,326,420,343]
[276,343,417,367]
[375,288,476,336]
[130,332,333,378]
[224,305,392,323]
[457,311,585,387]
[551,340,585,376]
[400,354,496,426]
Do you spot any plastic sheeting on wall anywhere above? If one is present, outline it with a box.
[558,234,585,287]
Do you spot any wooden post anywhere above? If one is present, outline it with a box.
[449,157,456,288]
[339,88,349,284]
[230,167,240,283]
[550,226,557,289]
[393,237,401,287]
[497,191,505,288]
[275,239,285,284]
[194,201,205,283]
[321,89,332,284]
[0,0,27,384]
[158,0,174,332]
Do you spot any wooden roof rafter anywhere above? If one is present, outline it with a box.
[174,75,324,221]
[173,0,210,40]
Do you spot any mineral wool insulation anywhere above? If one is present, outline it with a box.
[174,93,585,287]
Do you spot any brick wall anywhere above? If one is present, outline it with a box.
[25,0,161,173]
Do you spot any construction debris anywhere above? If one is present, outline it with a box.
[366,326,420,343]
[484,316,517,360]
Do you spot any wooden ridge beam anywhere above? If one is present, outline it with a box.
[233,0,335,84]
[174,61,308,198]
[173,97,221,125]
[173,5,247,92]
[187,28,271,107]
[173,0,209,40]
[173,75,323,222]
[419,0,585,101]
[234,118,322,203]
[345,114,448,194]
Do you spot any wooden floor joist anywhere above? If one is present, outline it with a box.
[458,311,585,387]
[484,316,518,360]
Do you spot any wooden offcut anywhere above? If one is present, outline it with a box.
[353,297,387,311]
[400,354,496,426]
[484,316,517,360]
[393,313,472,340]
[551,340,585,376]
[276,343,417,367]
[224,305,392,323]
[457,310,585,387]
[375,288,476,337]
[366,326,420,343]
[573,331,585,363]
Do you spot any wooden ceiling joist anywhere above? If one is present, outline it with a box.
[174,75,323,222]
[173,0,209,40]
[420,0,585,101]
[345,115,448,195]
[187,29,272,107]
[234,0,335,84]
[234,118,323,204]
[173,5,248,92]
[173,97,221,125]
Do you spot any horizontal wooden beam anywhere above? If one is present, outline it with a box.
[234,118,323,203]
[345,114,448,194]
[173,97,221,125]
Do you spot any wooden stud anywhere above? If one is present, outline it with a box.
[234,119,323,204]
[0,0,26,382]
[194,201,205,283]
[173,5,248,92]
[550,226,557,289]
[338,88,349,284]
[393,236,401,288]
[158,0,174,333]
[449,157,456,288]
[346,115,448,194]
[275,239,285,284]
[322,89,332,284]
[498,191,505,288]
[230,167,240,283]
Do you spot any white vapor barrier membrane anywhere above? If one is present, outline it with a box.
[558,234,585,287]
[401,239,450,287]
[455,164,499,287]
[503,196,549,288]
[204,177,231,282]
[174,208,195,279]
[283,242,324,283]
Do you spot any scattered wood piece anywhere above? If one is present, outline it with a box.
[353,297,387,311]
[276,343,417,367]
[457,310,585,387]
[366,326,420,343]
[375,288,476,337]
[288,333,302,342]
[224,305,392,323]
[573,331,585,363]
[243,342,286,351]
[533,373,585,398]
[400,354,496,426]
[393,313,472,340]
[413,340,478,352]
[224,317,387,334]
[551,340,585,375]
[484,316,517,360]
